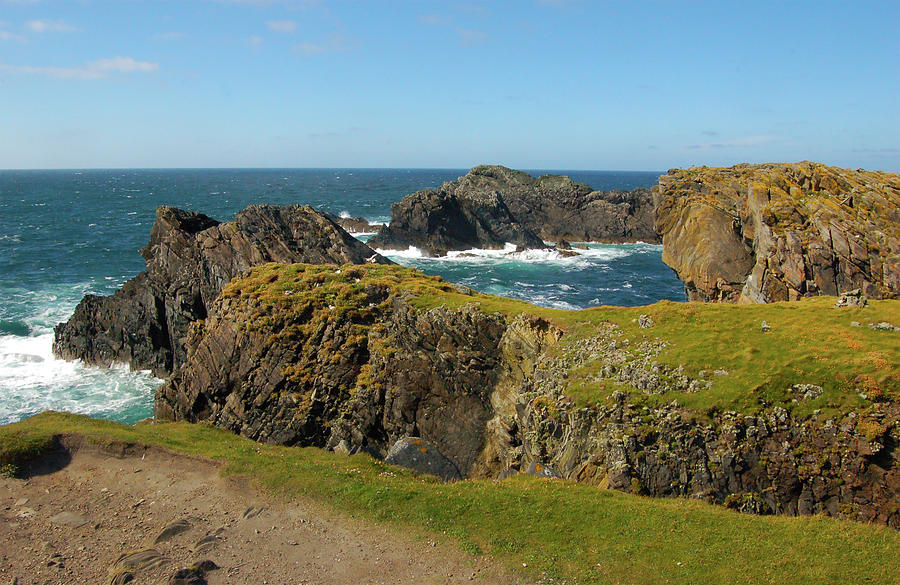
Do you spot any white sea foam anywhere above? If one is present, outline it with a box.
[339,210,351,219]
[0,332,160,425]
[378,246,425,259]
[379,242,655,267]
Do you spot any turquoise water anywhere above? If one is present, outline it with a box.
[0,169,684,425]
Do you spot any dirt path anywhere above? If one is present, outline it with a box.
[0,441,528,585]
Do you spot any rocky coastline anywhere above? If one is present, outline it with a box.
[49,162,900,528]
[155,263,899,527]
[53,204,391,377]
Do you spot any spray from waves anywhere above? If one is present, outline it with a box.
[0,332,161,426]
[377,242,658,267]
[0,281,161,426]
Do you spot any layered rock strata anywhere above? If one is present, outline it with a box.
[53,205,390,376]
[156,264,899,527]
[369,165,658,255]
[654,162,900,302]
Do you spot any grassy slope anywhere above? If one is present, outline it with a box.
[236,263,898,418]
[2,412,899,585]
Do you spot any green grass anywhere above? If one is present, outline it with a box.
[560,297,899,417]
[2,411,898,585]
[224,263,898,419]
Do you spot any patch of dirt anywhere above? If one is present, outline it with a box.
[0,441,528,584]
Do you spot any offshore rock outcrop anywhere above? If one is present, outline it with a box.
[369,165,658,255]
[156,264,899,527]
[53,205,390,377]
[654,162,900,302]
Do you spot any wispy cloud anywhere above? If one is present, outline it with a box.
[248,34,263,47]
[701,130,719,137]
[267,20,297,33]
[294,35,352,55]
[685,135,777,150]
[26,20,75,33]
[0,30,26,42]
[153,31,188,41]
[418,14,449,26]
[0,56,159,79]
[455,28,486,46]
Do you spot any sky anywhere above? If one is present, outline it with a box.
[0,0,898,171]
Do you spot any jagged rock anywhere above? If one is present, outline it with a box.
[53,205,391,376]
[638,314,653,329]
[370,165,658,255]
[322,211,380,234]
[385,437,462,481]
[654,162,900,302]
[835,288,868,308]
[792,384,823,400]
[869,321,899,332]
[155,264,900,527]
[524,461,560,479]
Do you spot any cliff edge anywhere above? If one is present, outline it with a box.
[156,263,900,526]
[654,162,900,302]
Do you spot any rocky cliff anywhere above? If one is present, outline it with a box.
[369,165,658,255]
[53,205,390,376]
[654,162,900,302]
[156,264,900,527]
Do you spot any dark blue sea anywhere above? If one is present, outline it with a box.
[0,169,684,425]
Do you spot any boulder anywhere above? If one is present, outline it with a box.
[385,437,462,481]
[53,205,391,376]
[654,162,900,302]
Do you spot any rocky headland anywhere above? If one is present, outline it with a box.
[156,263,899,527]
[654,162,900,302]
[53,205,390,377]
[46,162,900,530]
[369,165,658,255]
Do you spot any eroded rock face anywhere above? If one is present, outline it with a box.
[53,205,390,376]
[369,165,658,255]
[654,162,900,302]
[155,264,899,526]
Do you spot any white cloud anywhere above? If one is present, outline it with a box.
[0,30,26,42]
[267,20,297,33]
[248,34,263,47]
[26,20,75,33]
[153,31,188,41]
[0,56,159,79]
[456,28,487,46]
[293,35,352,55]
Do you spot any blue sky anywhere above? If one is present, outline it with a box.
[1,0,897,171]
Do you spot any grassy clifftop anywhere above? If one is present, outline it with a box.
[224,263,898,418]
[3,412,899,585]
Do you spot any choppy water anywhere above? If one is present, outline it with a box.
[0,169,684,425]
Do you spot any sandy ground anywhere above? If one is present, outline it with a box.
[0,440,529,585]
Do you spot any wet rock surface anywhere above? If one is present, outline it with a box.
[654,162,900,302]
[53,205,390,376]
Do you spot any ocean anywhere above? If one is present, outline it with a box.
[0,169,685,426]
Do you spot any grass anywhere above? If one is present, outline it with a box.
[224,263,898,419]
[2,411,899,585]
